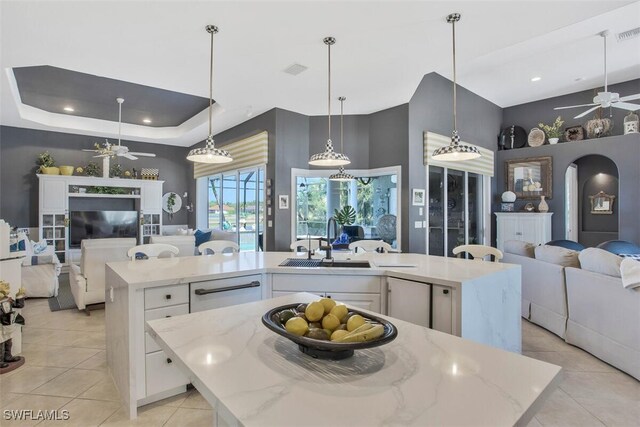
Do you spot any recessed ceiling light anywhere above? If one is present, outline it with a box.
[143,118,152,124]
[63,106,74,112]
[530,76,542,82]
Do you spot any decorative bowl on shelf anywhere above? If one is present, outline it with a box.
[527,128,545,147]
[59,166,74,176]
[262,304,398,360]
[39,166,60,175]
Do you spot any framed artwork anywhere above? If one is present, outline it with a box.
[505,156,552,199]
[589,191,615,214]
[412,189,426,206]
[278,195,289,210]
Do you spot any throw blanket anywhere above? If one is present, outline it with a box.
[620,257,640,289]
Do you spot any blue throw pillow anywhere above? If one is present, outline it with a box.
[194,230,212,247]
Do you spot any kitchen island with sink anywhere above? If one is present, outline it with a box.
[146,292,560,427]
[105,251,522,418]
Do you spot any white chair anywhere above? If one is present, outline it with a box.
[290,239,327,252]
[349,240,392,254]
[69,238,136,312]
[128,244,179,260]
[150,235,196,257]
[198,240,239,255]
[452,244,503,262]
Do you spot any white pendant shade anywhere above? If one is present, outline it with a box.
[187,136,233,164]
[329,166,355,181]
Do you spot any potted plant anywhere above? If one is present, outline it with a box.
[84,162,100,177]
[333,205,356,244]
[110,163,123,178]
[36,152,59,175]
[166,193,176,220]
[538,116,564,144]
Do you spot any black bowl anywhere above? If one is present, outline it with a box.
[262,303,398,360]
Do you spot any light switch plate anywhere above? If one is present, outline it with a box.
[414,221,422,229]
[419,207,423,216]
[422,220,427,228]
[268,220,273,228]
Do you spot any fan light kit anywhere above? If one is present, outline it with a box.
[431,13,481,162]
[530,76,542,82]
[63,106,74,112]
[309,37,351,167]
[143,118,152,124]
[329,97,355,182]
[554,30,640,119]
[187,25,233,164]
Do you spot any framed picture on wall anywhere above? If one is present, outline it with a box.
[278,195,289,210]
[412,189,426,206]
[589,191,615,214]
[505,156,552,199]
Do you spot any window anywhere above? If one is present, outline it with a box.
[292,167,401,249]
[202,166,265,251]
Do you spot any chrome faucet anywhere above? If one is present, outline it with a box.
[323,217,339,260]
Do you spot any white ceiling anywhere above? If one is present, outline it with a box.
[1,1,639,147]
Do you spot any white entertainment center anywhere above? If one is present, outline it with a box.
[37,174,164,266]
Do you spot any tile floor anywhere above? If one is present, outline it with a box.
[2,299,639,426]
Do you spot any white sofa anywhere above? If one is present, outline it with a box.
[22,254,62,298]
[69,238,136,311]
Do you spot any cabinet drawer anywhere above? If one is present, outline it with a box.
[190,274,262,313]
[432,285,453,334]
[271,274,381,293]
[145,350,189,397]
[144,304,189,353]
[145,284,189,310]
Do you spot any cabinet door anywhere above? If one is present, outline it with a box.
[41,179,67,212]
[326,292,381,313]
[432,285,453,334]
[141,183,163,212]
[387,277,430,327]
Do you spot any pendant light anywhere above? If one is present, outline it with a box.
[187,25,233,164]
[329,96,355,181]
[309,37,351,167]
[431,13,481,162]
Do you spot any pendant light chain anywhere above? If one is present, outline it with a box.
[327,40,332,143]
[340,97,344,152]
[209,27,214,138]
[118,99,122,146]
[451,16,457,140]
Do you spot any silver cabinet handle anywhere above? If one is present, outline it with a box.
[194,281,261,295]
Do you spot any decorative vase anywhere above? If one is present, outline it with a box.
[548,137,559,145]
[59,166,74,176]
[586,117,613,138]
[40,166,60,175]
[538,196,549,213]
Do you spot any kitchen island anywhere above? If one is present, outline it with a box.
[105,251,522,418]
[146,292,560,427]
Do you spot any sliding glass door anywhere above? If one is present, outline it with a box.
[427,166,487,257]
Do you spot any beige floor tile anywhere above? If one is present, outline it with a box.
[150,390,191,407]
[0,366,68,394]
[523,350,617,373]
[71,331,106,349]
[19,343,100,368]
[21,329,88,347]
[163,407,214,427]
[575,397,640,426]
[522,333,568,352]
[559,371,640,402]
[526,416,543,427]
[522,320,551,338]
[100,403,178,426]
[79,377,121,402]
[180,390,213,410]
[39,398,120,426]
[534,389,605,426]
[0,394,72,426]
[75,350,107,371]
[31,368,106,398]
[0,391,27,407]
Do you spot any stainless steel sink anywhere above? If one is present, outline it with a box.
[279,258,371,268]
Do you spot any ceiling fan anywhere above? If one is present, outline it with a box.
[82,98,156,160]
[554,30,640,119]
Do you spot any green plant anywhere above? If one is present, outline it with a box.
[86,186,127,195]
[167,193,176,213]
[36,151,55,168]
[333,205,356,227]
[110,163,123,178]
[538,116,564,139]
[85,162,100,177]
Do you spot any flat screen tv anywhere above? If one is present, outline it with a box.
[70,211,138,248]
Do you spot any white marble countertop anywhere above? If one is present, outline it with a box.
[146,292,560,427]
[107,251,518,290]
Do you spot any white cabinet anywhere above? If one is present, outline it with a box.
[387,277,430,327]
[141,182,163,212]
[495,213,553,252]
[432,285,453,334]
[40,179,67,212]
[190,274,263,313]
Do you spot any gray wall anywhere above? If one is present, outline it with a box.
[576,155,618,247]
[409,72,503,253]
[309,115,370,171]
[0,125,191,227]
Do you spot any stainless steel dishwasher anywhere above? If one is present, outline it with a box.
[190,274,263,312]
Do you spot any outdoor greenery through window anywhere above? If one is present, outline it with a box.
[295,170,399,249]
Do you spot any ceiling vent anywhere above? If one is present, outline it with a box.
[283,63,308,76]
[617,27,640,42]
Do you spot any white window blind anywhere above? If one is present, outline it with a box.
[423,131,494,177]
[193,131,268,179]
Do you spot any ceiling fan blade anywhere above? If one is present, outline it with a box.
[619,94,640,102]
[82,149,100,152]
[554,103,598,110]
[128,152,156,157]
[122,153,138,160]
[574,106,601,119]
[93,154,110,158]
[612,102,640,111]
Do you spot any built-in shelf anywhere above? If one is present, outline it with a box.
[68,193,141,199]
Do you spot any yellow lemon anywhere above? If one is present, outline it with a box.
[305,301,325,322]
[330,329,350,341]
[347,314,366,332]
[321,313,340,331]
[320,297,336,315]
[285,317,308,336]
[330,304,348,322]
